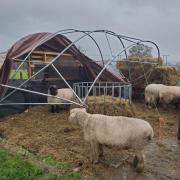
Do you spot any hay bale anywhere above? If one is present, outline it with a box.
[117,59,180,99]
[86,96,135,117]
[126,56,163,65]
[150,66,179,85]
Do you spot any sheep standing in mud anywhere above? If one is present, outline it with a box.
[48,86,74,113]
[68,108,154,172]
[145,84,165,108]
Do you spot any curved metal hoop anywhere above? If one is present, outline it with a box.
[0,29,160,107]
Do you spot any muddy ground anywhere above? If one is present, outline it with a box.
[0,101,180,179]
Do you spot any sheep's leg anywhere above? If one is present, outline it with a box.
[174,101,180,109]
[98,144,103,158]
[133,151,145,173]
[157,97,160,107]
[147,101,152,109]
[145,101,148,108]
[177,114,180,141]
[90,141,100,164]
[56,105,60,113]
[51,105,55,113]
[175,103,178,109]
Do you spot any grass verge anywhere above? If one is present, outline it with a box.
[0,148,43,180]
[0,137,82,180]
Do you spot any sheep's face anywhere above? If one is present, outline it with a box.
[49,85,58,96]
[68,108,86,125]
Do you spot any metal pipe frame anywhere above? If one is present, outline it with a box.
[82,40,143,103]
[0,30,94,104]
[0,29,110,104]
[51,64,83,105]
[0,103,73,106]
[91,30,160,84]
[0,29,160,107]
[0,83,83,107]
[73,82,132,103]
[93,59,158,65]
[103,30,130,81]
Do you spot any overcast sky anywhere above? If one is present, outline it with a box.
[0,0,180,64]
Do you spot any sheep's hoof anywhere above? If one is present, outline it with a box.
[133,156,144,173]
[136,163,144,173]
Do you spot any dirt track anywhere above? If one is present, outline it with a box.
[0,102,180,179]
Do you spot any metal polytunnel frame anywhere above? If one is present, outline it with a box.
[0,29,160,107]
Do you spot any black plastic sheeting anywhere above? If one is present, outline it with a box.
[0,61,90,118]
[0,90,27,118]
[0,80,48,118]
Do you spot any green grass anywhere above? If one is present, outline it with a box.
[38,155,82,180]
[0,147,82,180]
[0,148,43,180]
[48,172,82,180]
[60,172,82,180]
[39,155,70,170]
[0,138,82,180]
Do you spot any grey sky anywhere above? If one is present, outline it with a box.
[0,0,180,63]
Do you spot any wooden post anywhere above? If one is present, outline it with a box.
[177,113,180,141]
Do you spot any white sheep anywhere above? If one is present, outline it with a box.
[68,108,154,172]
[48,86,74,113]
[145,84,165,108]
[159,86,180,108]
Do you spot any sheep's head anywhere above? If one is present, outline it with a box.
[49,85,58,96]
[68,108,86,125]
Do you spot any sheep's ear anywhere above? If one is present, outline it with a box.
[79,107,86,112]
